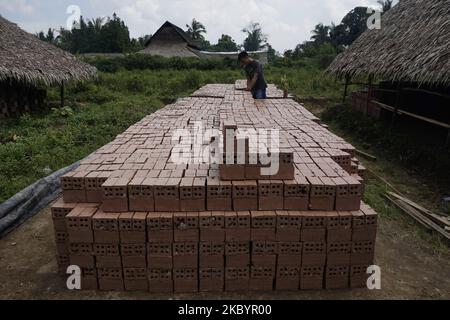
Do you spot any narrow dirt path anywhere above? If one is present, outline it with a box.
[0,205,449,299]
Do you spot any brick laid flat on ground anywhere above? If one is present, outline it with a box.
[52,82,378,293]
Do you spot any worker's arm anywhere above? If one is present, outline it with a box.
[246,73,258,91]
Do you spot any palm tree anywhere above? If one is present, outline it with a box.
[311,23,331,44]
[242,22,268,51]
[186,19,207,40]
[378,0,394,13]
[90,17,105,32]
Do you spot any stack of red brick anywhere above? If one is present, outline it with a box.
[52,82,378,292]
[52,200,377,292]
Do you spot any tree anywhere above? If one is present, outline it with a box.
[54,13,132,53]
[35,28,56,44]
[242,22,268,51]
[311,23,331,45]
[210,34,239,52]
[329,7,372,47]
[378,0,394,13]
[266,44,278,63]
[99,13,131,53]
[186,18,207,40]
[138,34,152,48]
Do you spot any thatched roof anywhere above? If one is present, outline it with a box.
[144,21,201,50]
[327,0,450,86]
[0,16,97,86]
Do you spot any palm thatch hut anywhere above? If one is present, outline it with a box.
[327,0,450,144]
[139,21,202,58]
[0,16,97,117]
[140,21,269,64]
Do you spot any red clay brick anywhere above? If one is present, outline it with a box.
[147,212,173,242]
[174,212,199,242]
[300,266,324,290]
[233,181,258,211]
[225,267,249,291]
[206,178,232,211]
[148,269,173,293]
[251,211,276,241]
[277,242,302,266]
[307,176,335,211]
[173,242,198,268]
[128,176,154,212]
[276,266,300,291]
[225,241,250,267]
[199,268,224,292]
[225,211,250,242]
[119,212,147,243]
[101,177,131,212]
[325,265,349,289]
[249,266,275,291]
[199,242,224,268]
[120,243,146,268]
[173,268,198,293]
[276,211,301,242]
[147,242,173,269]
[93,211,119,243]
[199,211,225,242]
[66,207,97,243]
[283,176,310,210]
[154,177,180,212]
[123,268,148,291]
[302,242,326,266]
[258,180,284,210]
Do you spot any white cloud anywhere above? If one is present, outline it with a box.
[0,0,34,15]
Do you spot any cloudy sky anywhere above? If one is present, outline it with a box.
[0,0,395,52]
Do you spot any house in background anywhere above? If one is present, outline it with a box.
[0,16,97,118]
[140,21,268,64]
[140,21,201,58]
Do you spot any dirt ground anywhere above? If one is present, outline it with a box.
[0,205,449,300]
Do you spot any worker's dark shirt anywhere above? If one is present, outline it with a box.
[244,60,267,91]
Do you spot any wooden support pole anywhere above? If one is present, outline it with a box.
[365,75,373,115]
[342,75,350,104]
[60,81,64,109]
[390,86,401,131]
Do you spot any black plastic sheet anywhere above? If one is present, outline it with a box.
[0,161,81,238]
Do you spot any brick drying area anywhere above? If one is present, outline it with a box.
[51,81,378,293]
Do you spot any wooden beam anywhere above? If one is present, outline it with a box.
[371,100,450,129]
[390,87,402,130]
[402,87,450,100]
[342,75,350,103]
[365,75,373,115]
[387,192,450,228]
[372,88,398,93]
[355,149,377,161]
[383,194,450,241]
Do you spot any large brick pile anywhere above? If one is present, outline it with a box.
[52,82,377,292]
